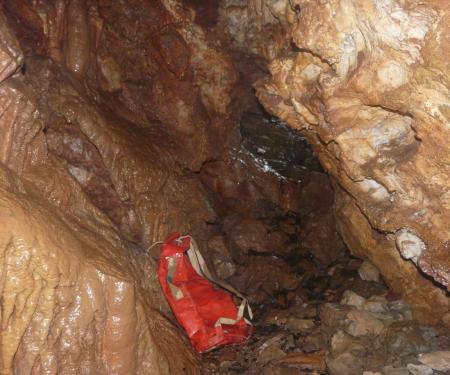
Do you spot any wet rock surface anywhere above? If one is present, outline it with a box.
[0,0,449,374]
[0,0,249,372]
[242,0,450,328]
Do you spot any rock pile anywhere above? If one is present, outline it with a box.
[202,257,450,374]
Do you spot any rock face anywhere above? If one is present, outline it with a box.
[0,164,197,374]
[228,0,450,327]
[1,0,449,373]
[0,0,239,373]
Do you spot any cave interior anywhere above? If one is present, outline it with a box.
[0,0,449,374]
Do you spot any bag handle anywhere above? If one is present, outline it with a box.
[179,235,253,324]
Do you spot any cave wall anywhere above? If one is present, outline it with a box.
[0,0,448,372]
[219,0,450,327]
[0,0,245,373]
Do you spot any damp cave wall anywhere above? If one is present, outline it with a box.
[218,0,450,327]
[0,0,448,374]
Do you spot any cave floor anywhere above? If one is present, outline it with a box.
[200,254,450,375]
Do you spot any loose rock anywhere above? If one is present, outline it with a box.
[406,364,433,375]
[346,310,385,337]
[359,260,381,282]
[418,351,450,371]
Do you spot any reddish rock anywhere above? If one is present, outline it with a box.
[230,256,300,303]
[226,217,290,255]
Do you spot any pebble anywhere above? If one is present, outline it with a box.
[388,299,413,320]
[418,350,450,371]
[300,331,326,353]
[364,296,389,314]
[359,260,381,282]
[346,310,385,337]
[341,290,367,309]
[406,363,433,375]
[285,318,315,333]
[258,334,287,364]
[320,303,353,337]
[330,330,367,356]
[327,352,364,375]
[382,321,435,355]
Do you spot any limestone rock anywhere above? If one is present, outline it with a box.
[0,1,242,372]
[382,321,436,356]
[418,351,450,372]
[300,331,326,353]
[0,163,199,374]
[285,318,315,334]
[320,303,353,338]
[406,364,433,375]
[359,260,381,283]
[254,0,450,328]
[346,310,385,337]
[327,352,364,375]
[330,330,367,357]
[341,290,367,309]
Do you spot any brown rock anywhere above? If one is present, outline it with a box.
[0,11,23,82]
[346,310,385,337]
[326,352,364,375]
[381,320,434,356]
[359,260,381,283]
[230,256,300,303]
[226,217,289,254]
[258,335,287,365]
[285,318,316,334]
[300,331,327,353]
[0,2,240,372]
[0,163,199,374]
[330,330,367,357]
[207,234,237,280]
[319,303,353,338]
[264,309,291,326]
[418,351,450,372]
[254,0,450,328]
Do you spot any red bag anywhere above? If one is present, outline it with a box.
[158,233,253,353]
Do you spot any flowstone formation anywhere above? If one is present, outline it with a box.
[219,0,450,328]
[0,0,240,373]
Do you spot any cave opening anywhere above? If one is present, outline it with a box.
[0,0,449,374]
